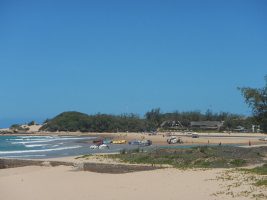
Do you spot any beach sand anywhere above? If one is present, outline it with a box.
[81,131,267,147]
[1,165,266,200]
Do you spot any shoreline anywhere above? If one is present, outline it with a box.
[1,132,267,160]
[0,132,267,160]
[1,131,266,145]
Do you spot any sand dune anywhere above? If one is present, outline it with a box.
[0,165,266,200]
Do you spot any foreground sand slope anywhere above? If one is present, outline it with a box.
[2,165,265,200]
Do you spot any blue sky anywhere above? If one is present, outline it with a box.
[0,0,266,127]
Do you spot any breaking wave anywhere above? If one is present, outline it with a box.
[0,145,82,154]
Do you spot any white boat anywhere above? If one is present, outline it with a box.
[90,144,99,149]
[99,144,109,149]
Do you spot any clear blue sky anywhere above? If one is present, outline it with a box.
[0,0,266,127]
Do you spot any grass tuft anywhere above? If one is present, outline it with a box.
[243,164,267,175]
[255,179,267,187]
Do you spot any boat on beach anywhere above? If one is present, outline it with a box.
[93,139,103,145]
[99,144,109,149]
[103,138,112,144]
[139,140,152,146]
[112,140,127,144]
[128,139,152,146]
[128,140,141,145]
[89,144,99,149]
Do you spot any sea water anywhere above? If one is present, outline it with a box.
[0,135,143,159]
[0,135,98,159]
[2,136,233,159]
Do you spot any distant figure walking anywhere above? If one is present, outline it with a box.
[249,140,251,146]
[219,142,222,146]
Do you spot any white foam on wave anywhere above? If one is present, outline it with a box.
[24,144,49,148]
[53,137,95,141]
[17,136,54,139]
[0,145,82,154]
[8,137,55,141]
[4,155,47,158]
[9,136,95,145]
[11,140,56,144]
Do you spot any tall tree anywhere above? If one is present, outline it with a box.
[145,108,162,130]
[239,75,267,132]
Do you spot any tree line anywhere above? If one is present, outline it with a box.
[39,109,255,133]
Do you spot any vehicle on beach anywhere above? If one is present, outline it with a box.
[99,144,109,149]
[167,136,183,144]
[112,140,127,144]
[259,137,267,141]
[139,139,152,146]
[192,133,199,138]
[128,140,152,146]
[90,144,99,149]
[128,140,141,145]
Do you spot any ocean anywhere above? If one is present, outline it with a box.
[0,135,132,159]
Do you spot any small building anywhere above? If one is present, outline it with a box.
[160,120,184,130]
[190,121,224,130]
[233,126,248,132]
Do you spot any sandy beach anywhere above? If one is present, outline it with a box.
[1,131,266,200]
[1,164,266,200]
[3,130,265,145]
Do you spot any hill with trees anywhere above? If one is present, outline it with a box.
[40,111,146,132]
[39,110,256,133]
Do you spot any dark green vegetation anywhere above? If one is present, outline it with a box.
[239,75,267,132]
[243,164,267,175]
[40,112,146,132]
[27,121,36,126]
[107,146,267,168]
[255,179,267,187]
[40,110,255,133]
